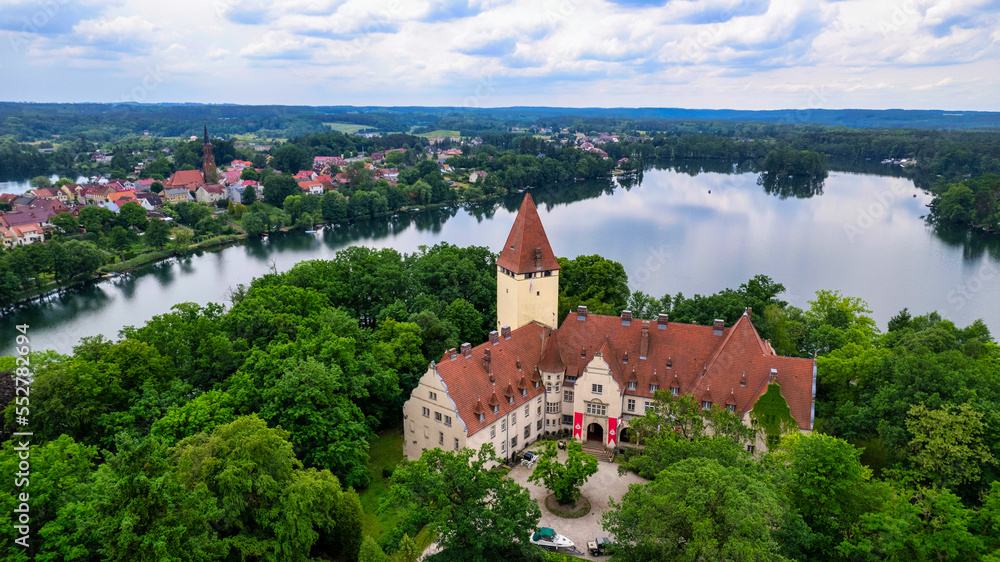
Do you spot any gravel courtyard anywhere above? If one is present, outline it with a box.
[507,447,647,560]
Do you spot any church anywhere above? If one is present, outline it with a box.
[402,194,816,461]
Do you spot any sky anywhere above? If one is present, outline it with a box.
[0,0,998,110]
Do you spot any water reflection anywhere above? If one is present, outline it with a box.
[756,172,826,199]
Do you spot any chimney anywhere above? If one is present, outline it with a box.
[577,305,588,320]
[489,330,500,344]
[746,307,752,317]
[483,348,492,370]
[640,320,650,359]
[770,368,778,382]
[713,319,725,335]
[501,325,512,339]
[447,348,458,361]
[657,313,669,329]
[461,342,472,357]
[621,310,632,325]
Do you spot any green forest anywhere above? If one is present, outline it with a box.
[2,242,999,560]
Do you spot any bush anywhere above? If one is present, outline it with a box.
[382,466,394,479]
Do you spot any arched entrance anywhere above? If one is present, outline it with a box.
[586,423,604,442]
[619,426,633,444]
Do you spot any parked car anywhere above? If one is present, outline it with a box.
[588,537,614,556]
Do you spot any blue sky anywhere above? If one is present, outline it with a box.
[0,0,997,110]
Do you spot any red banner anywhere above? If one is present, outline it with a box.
[573,412,583,440]
[607,417,618,446]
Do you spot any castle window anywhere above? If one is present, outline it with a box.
[512,412,517,424]
[536,291,540,296]
[524,405,530,417]
[435,412,442,422]
[422,407,430,418]
[511,436,518,448]
[537,406,542,416]
[592,384,602,394]
[537,420,543,430]
[439,431,444,445]
[444,415,452,426]
[508,396,514,405]
[727,404,736,414]
[562,414,573,425]
[429,391,437,400]
[493,405,499,414]
[564,390,573,402]
[627,399,635,412]
[702,401,712,410]
[586,403,607,416]
[491,425,496,438]
[522,388,527,397]
[501,419,506,431]
[454,438,460,451]
[671,387,679,397]
[544,271,552,276]
[479,413,485,422]
[501,441,506,454]
[650,384,658,393]
[628,381,636,391]
[524,425,530,439]
[747,444,755,454]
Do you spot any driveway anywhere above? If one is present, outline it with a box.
[507,447,647,560]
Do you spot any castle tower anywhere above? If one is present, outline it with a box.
[202,122,219,184]
[496,193,560,331]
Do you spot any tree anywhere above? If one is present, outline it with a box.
[557,254,630,320]
[50,212,79,235]
[241,210,266,237]
[240,184,258,205]
[150,181,164,193]
[144,219,171,249]
[30,175,52,188]
[529,440,598,505]
[117,201,148,230]
[359,536,390,562]
[263,174,300,207]
[271,143,311,173]
[906,402,995,488]
[108,225,133,260]
[78,206,117,234]
[173,229,193,253]
[172,415,364,561]
[602,457,786,562]
[389,444,541,561]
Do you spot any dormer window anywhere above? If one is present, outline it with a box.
[727,404,736,414]
[508,396,514,405]
[702,401,712,410]
[479,414,485,422]
[521,389,527,397]
[628,381,636,391]
[650,384,658,393]
[671,387,679,397]
[493,405,499,414]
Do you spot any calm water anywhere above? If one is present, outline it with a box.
[3,163,998,355]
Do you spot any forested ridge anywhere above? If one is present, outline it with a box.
[1,246,999,561]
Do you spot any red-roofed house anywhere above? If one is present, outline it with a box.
[165,169,206,191]
[294,170,315,181]
[402,194,815,462]
[297,180,325,195]
[469,170,488,183]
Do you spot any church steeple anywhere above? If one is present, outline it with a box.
[201,122,218,184]
[496,193,560,331]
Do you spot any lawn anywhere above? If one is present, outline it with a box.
[359,428,434,552]
[324,122,372,134]
[415,129,461,138]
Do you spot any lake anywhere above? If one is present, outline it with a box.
[3,161,998,355]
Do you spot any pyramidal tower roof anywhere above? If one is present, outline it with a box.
[496,193,560,274]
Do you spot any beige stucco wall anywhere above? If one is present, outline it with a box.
[569,353,624,448]
[402,364,469,461]
[496,268,558,331]
[402,364,547,462]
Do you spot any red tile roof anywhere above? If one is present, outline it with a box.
[166,170,205,189]
[434,323,547,436]
[496,194,561,274]
[438,310,815,437]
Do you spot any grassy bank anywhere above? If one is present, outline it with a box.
[358,428,433,553]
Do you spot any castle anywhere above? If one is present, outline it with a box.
[401,194,816,461]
